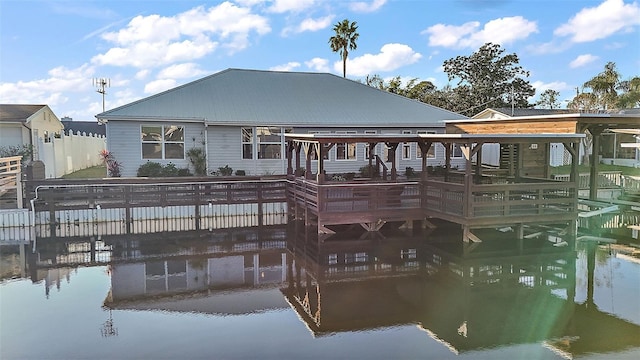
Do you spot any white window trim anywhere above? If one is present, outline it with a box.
[402,130,412,160]
[141,124,185,160]
[335,131,357,161]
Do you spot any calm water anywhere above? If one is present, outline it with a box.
[1,225,639,360]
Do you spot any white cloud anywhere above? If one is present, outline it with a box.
[269,62,301,71]
[424,16,538,49]
[135,69,150,80]
[555,0,640,43]
[532,80,570,93]
[349,0,387,13]
[157,63,207,79]
[0,64,95,107]
[144,79,177,94]
[305,57,330,72]
[569,54,599,68]
[339,43,422,76]
[92,3,270,68]
[268,0,316,13]
[298,15,334,32]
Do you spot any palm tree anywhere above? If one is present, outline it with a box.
[329,19,359,78]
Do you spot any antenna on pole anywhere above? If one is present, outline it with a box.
[93,77,110,112]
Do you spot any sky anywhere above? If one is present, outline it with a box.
[1,0,639,121]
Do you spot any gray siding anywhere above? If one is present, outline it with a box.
[108,121,468,177]
[107,120,205,177]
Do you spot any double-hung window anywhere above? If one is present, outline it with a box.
[402,130,412,160]
[257,127,283,159]
[242,128,253,159]
[417,131,436,158]
[335,131,356,160]
[141,125,184,159]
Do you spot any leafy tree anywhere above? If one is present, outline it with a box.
[567,92,599,112]
[442,42,535,116]
[583,61,621,110]
[329,19,359,78]
[617,76,640,108]
[537,89,561,109]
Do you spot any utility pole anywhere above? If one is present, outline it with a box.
[93,78,110,112]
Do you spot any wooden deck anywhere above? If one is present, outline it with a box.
[285,133,583,241]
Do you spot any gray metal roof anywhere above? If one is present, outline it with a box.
[97,68,467,127]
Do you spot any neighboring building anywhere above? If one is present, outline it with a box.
[472,107,640,167]
[0,104,64,160]
[61,117,106,137]
[97,68,467,177]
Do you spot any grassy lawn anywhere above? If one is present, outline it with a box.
[550,163,640,176]
[62,165,107,179]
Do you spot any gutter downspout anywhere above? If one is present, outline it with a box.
[204,122,209,176]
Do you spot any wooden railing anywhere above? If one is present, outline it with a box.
[553,171,623,189]
[288,178,421,215]
[423,178,576,224]
[28,176,288,211]
[0,156,23,208]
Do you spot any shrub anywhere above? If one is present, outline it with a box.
[0,144,33,164]
[136,161,191,177]
[405,167,415,177]
[99,149,121,177]
[137,162,163,177]
[186,147,207,176]
[235,169,246,176]
[359,165,378,178]
[212,165,233,176]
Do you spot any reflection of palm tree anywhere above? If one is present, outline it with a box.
[329,19,359,78]
[100,308,118,337]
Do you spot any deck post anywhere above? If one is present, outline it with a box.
[368,143,375,177]
[445,143,452,182]
[588,126,605,201]
[317,144,325,183]
[286,140,294,175]
[385,142,398,180]
[295,143,302,176]
[194,184,201,230]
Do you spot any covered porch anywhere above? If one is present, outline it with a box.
[285,133,583,242]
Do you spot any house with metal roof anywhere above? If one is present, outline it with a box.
[0,104,64,160]
[96,68,467,177]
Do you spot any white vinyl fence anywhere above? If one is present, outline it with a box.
[37,130,106,178]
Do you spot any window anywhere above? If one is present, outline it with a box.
[141,125,184,159]
[257,127,282,159]
[452,143,463,158]
[364,130,376,159]
[417,131,436,158]
[402,130,411,160]
[309,131,329,160]
[336,131,356,160]
[242,128,253,159]
[242,127,289,160]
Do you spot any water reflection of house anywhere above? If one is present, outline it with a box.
[283,230,640,357]
[104,228,291,315]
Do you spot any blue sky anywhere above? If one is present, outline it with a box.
[1,0,639,121]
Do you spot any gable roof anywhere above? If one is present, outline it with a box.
[0,104,47,124]
[97,68,467,127]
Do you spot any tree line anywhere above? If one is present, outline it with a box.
[329,19,639,117]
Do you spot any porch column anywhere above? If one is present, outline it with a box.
[386,142,399,180]
[286,140,294,175]
[304,143,312,180]
[295,143,302,176]
[317,143,325,183]
[445,143,452,182]
[368,143,376,177]
[462,143,472,218]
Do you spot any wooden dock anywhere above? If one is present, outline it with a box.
[286,133,583,241]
